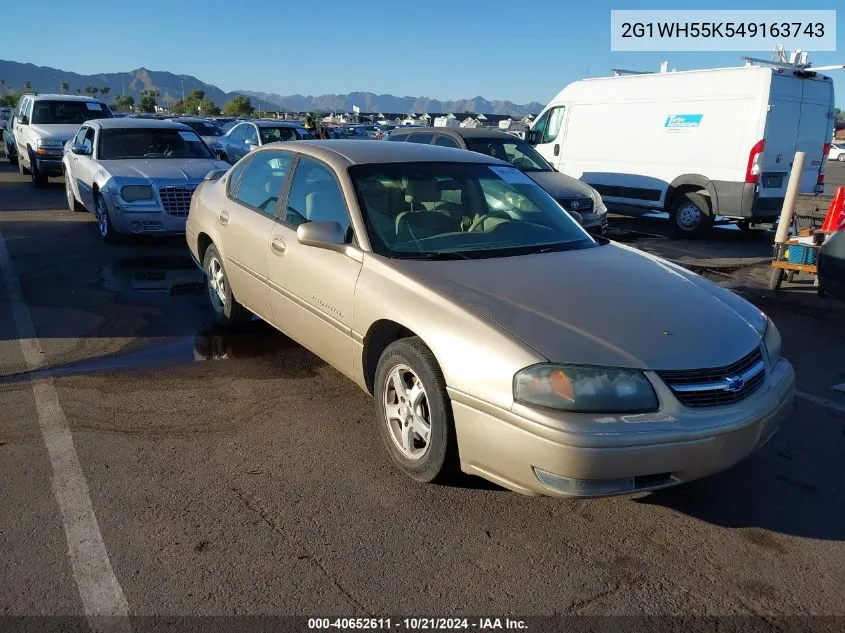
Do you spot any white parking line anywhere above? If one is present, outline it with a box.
[0,229,131,633]
[796,390,845,416]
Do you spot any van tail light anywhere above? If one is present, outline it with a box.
[823,143,831,156]
[745,140,765,184]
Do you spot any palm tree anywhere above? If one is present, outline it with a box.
[60,81,69,94]
[100,86,111,97]
[75,88,81,94]
[91,87,99,97]
[23,81,31,91]
[84,85,94,96]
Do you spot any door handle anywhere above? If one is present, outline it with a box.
[553,144,560,157]
[217,210,229,226]
[270,236,286,254]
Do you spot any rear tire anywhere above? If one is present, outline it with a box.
[6,146,17,165]
[203,244,252,325]
[838,155,845,162]
[669,191,712,238]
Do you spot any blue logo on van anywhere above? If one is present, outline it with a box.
[665,114,703,129]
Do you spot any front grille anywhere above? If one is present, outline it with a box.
[557,197,594,214]
[657,347,766,408]
[158,186,194,217]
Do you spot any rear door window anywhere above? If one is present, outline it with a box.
[407,133,434,144]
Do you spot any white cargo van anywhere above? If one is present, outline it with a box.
[526,60,837,236]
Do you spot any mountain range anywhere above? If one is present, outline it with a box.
[0,60,543,116]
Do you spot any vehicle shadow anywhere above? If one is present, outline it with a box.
[636,407,845,540]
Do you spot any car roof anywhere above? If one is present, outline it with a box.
[90,118,192,130]
[250,120,305,128]
[170,116,213,122]
[259,139,507,168]
[391,126,520,140]
[24,93,107,103]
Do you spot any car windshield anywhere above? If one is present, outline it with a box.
[31,100,113,125]
[351,162,596,259]
[259,127,302,143]
[98,128,214,160]
[181,121,220,136]
[464,138,551,172]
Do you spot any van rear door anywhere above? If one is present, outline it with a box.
[795,78,834,193]
[761,74,834,200]
[759,75,802,202]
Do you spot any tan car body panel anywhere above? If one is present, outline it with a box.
[187,141,795,497]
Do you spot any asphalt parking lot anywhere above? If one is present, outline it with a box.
[1,157,844,629]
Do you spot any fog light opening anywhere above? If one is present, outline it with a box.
[532,467,677,497]
[129,221,143,233]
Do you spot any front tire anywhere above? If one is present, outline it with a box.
[29,152,47,188]
[203,244,252,325]
[94,193,120,243]
[769,267,785,291]
[374,337,457,484]
[838,155,845,162]
[669,191,712,238]
[65,173,85,212]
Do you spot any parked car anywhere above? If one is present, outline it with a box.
[13,93,113,187]
[215,120,313,164]
[186,140,793,497]
[63,118,229,242]
[169,116,222,147]
[818,230,845,301]
[389,127,607,235]
[829,143,845,162]
[526,62,836,236]
[3,113,17,165]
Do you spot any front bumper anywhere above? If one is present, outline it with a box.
[451,358,794,497]
[104,193,188,236]
[34,155,64,177]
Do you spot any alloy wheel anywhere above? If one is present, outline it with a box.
[95,196,109,237]
[206,256,227,313]
[383,364,432,460]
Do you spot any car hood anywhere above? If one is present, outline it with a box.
[390,243,766,371]
[31,123,82,143]
[526,170,595,201]
[98,158,229,181]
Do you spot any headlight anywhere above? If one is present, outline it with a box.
[588,187,607,213]
[763,318,782,369]
[514,364,658,413]
[120,185,154,202]
[37,139,65,148]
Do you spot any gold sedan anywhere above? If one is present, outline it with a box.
[186,140,794,497]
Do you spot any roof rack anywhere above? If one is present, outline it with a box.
[743,47,845,73]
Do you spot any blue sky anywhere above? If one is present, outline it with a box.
[3,0,843,106]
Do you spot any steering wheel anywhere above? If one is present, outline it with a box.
[468,214,497,232]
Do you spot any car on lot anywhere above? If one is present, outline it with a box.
[3,112,17,165]
[13,93,113,187]
[63,118,229,242]
[186,140,794,497]
[216,120,314,164]
[829,143,845,162]
[169,116,222,147]
[389,127,607,235]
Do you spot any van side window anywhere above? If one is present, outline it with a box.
[534,106,565,144]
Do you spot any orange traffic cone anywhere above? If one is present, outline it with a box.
[821,186,845,232]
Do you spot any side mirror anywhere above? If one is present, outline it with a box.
[204,169,227,181]
[296,221,347,252]
[17,115,28,126]
[524,129,539,145]
[71,144,91,156]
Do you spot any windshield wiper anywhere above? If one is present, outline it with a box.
[391,251,471,260]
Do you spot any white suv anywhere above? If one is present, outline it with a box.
[830,143,845,162]
[12,94,113,187]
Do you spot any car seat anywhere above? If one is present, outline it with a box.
[395,179,460,242]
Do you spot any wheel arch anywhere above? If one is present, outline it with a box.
[361,319,422,396]
[665,175,718,215]
[197,232,214,264]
